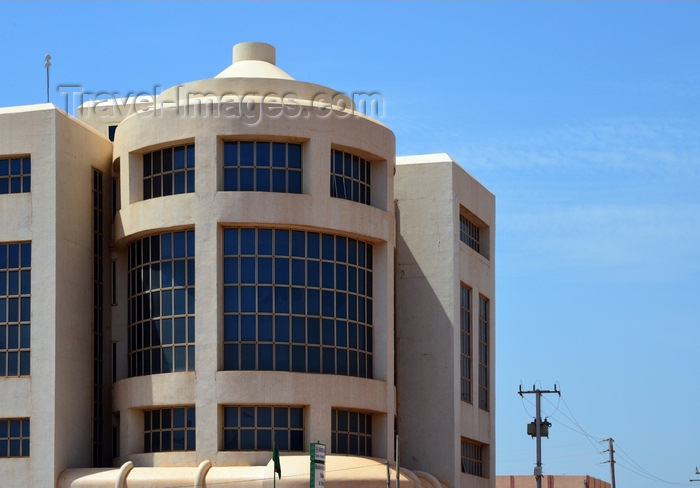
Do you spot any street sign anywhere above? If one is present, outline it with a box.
[311,442,326,463]
[310,442,326,488]
[310,461,325,488]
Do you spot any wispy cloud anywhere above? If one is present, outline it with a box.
[445,116,700,283]
[501,202,700,283]
[461,116,700,176]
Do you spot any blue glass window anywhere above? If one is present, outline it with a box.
[223,141,302,193]
[460,284,472,404]
[0,242,30,377]
[0,418,30,457]
[223,229,373,378]
[330,149,370,205]
[144,407,195,452]
[0,156,30,195]
[331,409,371,456]
[128,231,195,377]
[478,296,489,411]
[143,145,195,200]
[223,406,303,451]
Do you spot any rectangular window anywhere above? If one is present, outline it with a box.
[143,144,195,200]
[330,149,371,205]
[461,438,487,477]
[144,406,195,453]
[460,284,472,403]
[112,342,117,384]
[478,296,489,411]
[0,418,30,457]
[223,141,302,193]
[112,413,120,459]
[0,156,30,194]
[459,209,490,260]
[111,260,117,306]
[223,406,304,451]
[0,242,31,377]
[92,169,105,466]
[331,409,371,456]
[459,213,481,253]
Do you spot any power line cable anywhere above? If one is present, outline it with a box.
[543,394,607,464]
[542,390,692,487]
[613,440,693,486]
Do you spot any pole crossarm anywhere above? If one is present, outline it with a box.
[601,438,617,488]
[518,384,561,488]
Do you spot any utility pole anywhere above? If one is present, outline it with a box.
[603,438,616,488]
[519,384,560,488]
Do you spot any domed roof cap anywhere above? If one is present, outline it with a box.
[215,42,295,80]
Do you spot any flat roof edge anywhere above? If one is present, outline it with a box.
[0,102,57,115]
[396,153,454,165]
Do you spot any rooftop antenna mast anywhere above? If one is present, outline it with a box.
[44,54,52,103]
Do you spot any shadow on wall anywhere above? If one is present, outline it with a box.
[394,202,457,485]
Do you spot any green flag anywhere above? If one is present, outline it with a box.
[272,432,281,479]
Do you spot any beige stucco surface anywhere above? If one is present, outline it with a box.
[103,43,399,471]
[0,104,113,487]
[395,155,495,488]
[1,43,495,488]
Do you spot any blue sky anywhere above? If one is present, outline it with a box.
[2,1,699,486]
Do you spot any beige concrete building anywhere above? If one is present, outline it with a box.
[396,154,495,488]
[0,42,495,487]
[496,475,611,488]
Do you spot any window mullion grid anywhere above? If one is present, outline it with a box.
[460,284,472,404]
[461,438,485,477]
[0,242,31,377]
[478,296,489,411]
[223,230,372,378]
[143,146,194,200]
[223,406,303,452]
[128,232,195,377]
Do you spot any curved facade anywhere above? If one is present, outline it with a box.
[107,42,397,468]
[0,42,495,488]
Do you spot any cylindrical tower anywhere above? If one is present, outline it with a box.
[109,42,396,468]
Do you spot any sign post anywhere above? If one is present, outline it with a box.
[310,442,326,488]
